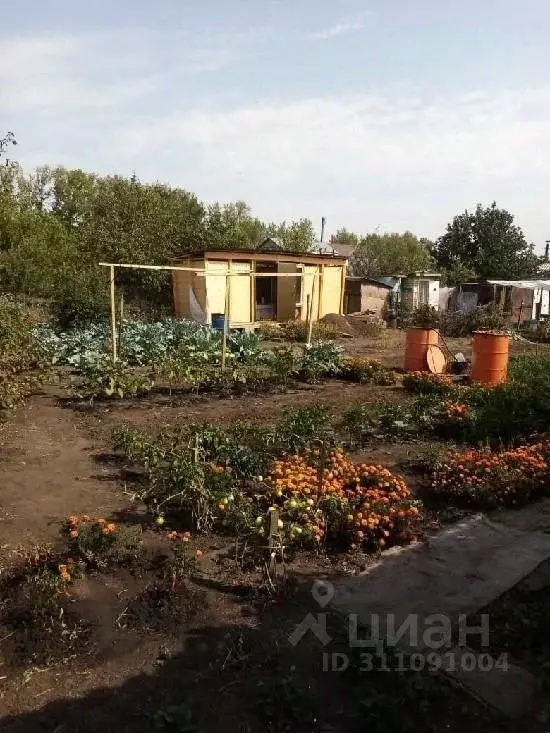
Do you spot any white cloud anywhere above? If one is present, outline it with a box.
[4,29,550,246]
[0,30,240,113]
[112,87,550,245]
[308,12,373,40]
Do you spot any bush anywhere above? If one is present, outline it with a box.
[0,296,45,409]
[63,515,143,570]
[402,372,454,395]
[339,357,396,385]
[431,441,550,509]
[258,320,341,342]
[440,305,507,337]
[399,303,507,336]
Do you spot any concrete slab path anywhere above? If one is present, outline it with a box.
[329,510,550,718]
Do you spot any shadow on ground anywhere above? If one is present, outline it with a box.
[1,574,510,733]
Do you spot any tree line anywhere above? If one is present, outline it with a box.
[0,162,317,323]
[0,134,541,324]
[333,203,540,285]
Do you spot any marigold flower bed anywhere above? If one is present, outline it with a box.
[431,441,550,508]
[263,447,420,550]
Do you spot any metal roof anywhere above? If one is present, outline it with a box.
[488,279,550,290]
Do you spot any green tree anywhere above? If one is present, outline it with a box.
[350,231,434,277]
[0,131,17,166]
[201,202,267,250]
[265,218,316,252]
[330,227,359,247]
[435,203,540,281]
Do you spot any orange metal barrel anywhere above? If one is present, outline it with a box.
[471,331,510,385]
[404,328,439,372]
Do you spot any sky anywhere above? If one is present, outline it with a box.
[2,0,550,249]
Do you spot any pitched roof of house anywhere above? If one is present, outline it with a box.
[331,243,356,258]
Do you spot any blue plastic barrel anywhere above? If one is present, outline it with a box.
[211,313,226,331]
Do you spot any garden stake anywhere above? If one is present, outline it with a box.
[221,270,231,371]
[109,264,117,364]
[119,291,124,356]
[268,508,280,573]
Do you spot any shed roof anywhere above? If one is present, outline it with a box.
[488,279,550,290]
[345,276,394,289]
[405,272,442,278]
[173,248,347,263]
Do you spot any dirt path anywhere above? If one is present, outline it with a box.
[0,391,127,559]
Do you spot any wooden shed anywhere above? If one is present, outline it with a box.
[171,247,347,327]
[344,277,394,318]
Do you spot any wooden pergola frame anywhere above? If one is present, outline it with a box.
[98,261,324,367]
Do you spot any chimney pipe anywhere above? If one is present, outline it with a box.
[545,240,550,263]
[320,217,326,243]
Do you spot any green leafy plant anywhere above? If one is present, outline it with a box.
[76,357,154,400]
[258,320,340,342]
[297,341,343,382]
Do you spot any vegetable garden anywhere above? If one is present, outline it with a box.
[2,294,550,731]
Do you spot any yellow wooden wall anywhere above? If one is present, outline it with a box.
[172,258,208,319]
[205,259,252,324]
[173,257,344,323]
[172,267,190,317]
[229,261,252,323]
[319,265,343,317]
[301,265,320,321]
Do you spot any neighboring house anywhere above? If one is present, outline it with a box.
[344,277,395,318]
[331,243,357,261]
[171,243,348,327]
[450,280,550,323]
[344,272,441,317]
[487,279,550,323]
[400,272,441,311]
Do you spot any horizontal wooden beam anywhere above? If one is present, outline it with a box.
[99,262,206,273]
[98,262,318,279]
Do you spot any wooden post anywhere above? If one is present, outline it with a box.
[250,260,256,325]
[109,265,117,364]
[119,291,124,356]
[221,270,231,370]
[306,271,317,346]
[318,264,325,319]
[268,507,280,572]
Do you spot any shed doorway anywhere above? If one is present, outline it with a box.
[255,262,277,320]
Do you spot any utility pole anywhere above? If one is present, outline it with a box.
[320,217,326,243]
